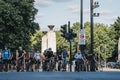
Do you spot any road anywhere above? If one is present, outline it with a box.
[0,72,120,80]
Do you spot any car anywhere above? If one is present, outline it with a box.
[106,62,116,68]
[99,60,105,67]
[115,61,120,69]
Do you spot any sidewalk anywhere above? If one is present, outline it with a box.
[101,67,120,72]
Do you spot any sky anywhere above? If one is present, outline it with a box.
[34,0,120,31]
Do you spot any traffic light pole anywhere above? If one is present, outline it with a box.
[80,0,83,29]
[68,21,72,72]
[61,21,77,72]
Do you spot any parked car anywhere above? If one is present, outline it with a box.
[106,62,116,68]
[115,61,120,69]
[99,60,105,67]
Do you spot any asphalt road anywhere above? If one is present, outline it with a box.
[0,72,120,80]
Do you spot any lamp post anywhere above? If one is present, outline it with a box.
[90,0,100,71]
[90,0,100,54]
[90,0,94,55]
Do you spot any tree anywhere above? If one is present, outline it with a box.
[56,21,116,60]
[0,0,39,50]
[79,22,116,59]
[94,23,115,59]
[71,22,80,53]
[30,30,43,51]
[56,30,69,54]
[112,16,120,58]
[113,17,120,40]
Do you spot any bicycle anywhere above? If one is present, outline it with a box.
[35,60,41,72]
[75,59,84,72]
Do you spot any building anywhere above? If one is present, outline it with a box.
[41,25,56,54]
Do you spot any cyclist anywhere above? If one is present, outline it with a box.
[0,49,3,72]
[34,50,41,72]
[29,47,35,72]
[61,49,68,71]
[45,48,53,59]
[53,53,58,71]
[44,48,54,71]
[2,47,11,72]
[16,47,25,72]
[74,50,85,72]
[24,51,30,72]
[42,50,47,71]
[61,49,68,62]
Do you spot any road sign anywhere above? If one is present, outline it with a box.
[80,34,84,39]
[78,29,85,45]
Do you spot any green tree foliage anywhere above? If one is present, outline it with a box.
[113,17,120,40]
[112,17,120,55]
[0,0,39,50]
[71,22,116,59]
[84,22,91,53]
[30,30,43,51]
[56,22,79,55]
[71,22,80,53]
[94,23,115,59]
[56,30,69,54]
[55,21,117,59]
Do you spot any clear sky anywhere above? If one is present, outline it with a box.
[34,0,120,31]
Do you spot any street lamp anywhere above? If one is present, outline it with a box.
[90,0,100,56]
[90,0,100,71]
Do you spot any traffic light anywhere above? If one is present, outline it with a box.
[60,24,67,38]
[60,23,77,40]
[69,29,77,39]
[60,21,77,72]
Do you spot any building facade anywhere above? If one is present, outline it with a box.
[41,25,56,54]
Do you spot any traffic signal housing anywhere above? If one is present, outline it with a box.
[60,24,77,40]
[60,24,67,38]
[69,29,77,39]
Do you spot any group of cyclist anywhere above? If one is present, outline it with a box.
[0,46,99,72]
[0,46,42,72]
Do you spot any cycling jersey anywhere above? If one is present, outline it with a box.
[0,52,2,63]
[25,53,30,60]
[0,52,2,59]
[29,50,35,58]
[62,51,68,58]
[18,50,24,59]
[34,52,41,60]
[2,50,11,60]
[58,55,62,60]
[74,53,83,59]
[45,51,53,59]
